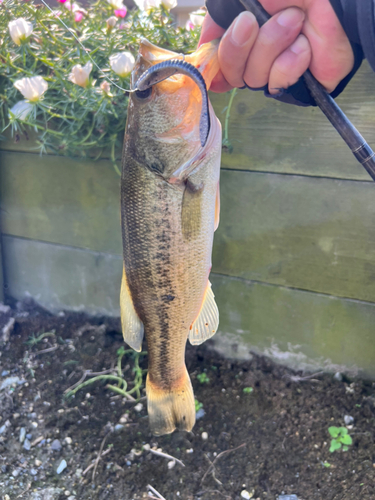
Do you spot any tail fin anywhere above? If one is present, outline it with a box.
[146,368,195,436]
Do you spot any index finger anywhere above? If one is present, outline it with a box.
[198,13,225,46]
[198,13,232,92]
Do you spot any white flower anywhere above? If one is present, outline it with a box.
[107,0,123,8]
[9,100,33,120]
[134,0,161,11]
[9,18,33,46]
[100,81,111,95]
[109,52,135,77]
[161,0,177,9]
[189,8,206,27]
[106,16,118,30]
[14,76,48,102]
[68,62,93,88]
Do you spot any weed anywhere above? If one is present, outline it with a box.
[328,426,353,452]
[65,346,147,401]
[25,330,55,346]
[197,372,210,384]
[243,387,253,394]
[195,399,203,412]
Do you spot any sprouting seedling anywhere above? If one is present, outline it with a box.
[197,372,210,384]
[195,399,203,412]
[25,330,56,346]
[328,426,353,452]
[243,387,253,394]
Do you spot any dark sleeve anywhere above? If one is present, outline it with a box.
[205,0,365,107]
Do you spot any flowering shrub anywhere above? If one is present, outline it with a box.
[0,0,201,167]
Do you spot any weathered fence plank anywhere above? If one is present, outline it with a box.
[214,170,375,302]
[0,151,122,255]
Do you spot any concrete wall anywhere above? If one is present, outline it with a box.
[1,63,375,378]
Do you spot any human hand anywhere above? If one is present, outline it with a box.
[199,0,354,94]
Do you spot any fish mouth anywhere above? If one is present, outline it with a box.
[134,59,210,147]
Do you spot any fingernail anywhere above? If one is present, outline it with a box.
[290,34,309,54]
[277,8,304,28]
[231,11,256,47]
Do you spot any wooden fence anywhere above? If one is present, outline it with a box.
[1,62,375,377]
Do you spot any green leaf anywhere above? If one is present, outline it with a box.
[343,446,348,452]
[341,434,352,445]
[329,439,342,453]
[339,427,348,436]
[328,426,340,438]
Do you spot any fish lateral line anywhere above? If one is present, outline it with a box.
[133,59,211,148]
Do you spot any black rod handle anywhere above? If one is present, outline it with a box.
[239,0,375,181]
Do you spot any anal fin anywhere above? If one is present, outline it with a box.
[189,281,219,345]
[120,266,144,352]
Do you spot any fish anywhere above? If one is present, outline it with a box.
[120,38,222,436]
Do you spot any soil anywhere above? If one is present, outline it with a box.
[0,301,374,500]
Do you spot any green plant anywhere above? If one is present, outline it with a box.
[195,399,203,412]
[197,372,210,384]
[243,387,253,394]
[1,0,200,171]
[328,426,353,452]
[25,330,56,346]
[65,346,147,400]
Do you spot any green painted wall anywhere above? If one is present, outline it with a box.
[1,62,375,377]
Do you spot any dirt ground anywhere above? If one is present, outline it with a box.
[0,300,374,500]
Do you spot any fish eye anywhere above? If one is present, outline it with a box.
[134,87,152,100]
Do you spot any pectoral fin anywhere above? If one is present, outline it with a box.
[181,180,203,241]
[120,267,144,352]
[189,281,219,345]
[214,182,220,231]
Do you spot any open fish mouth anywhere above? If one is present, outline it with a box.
[133,58,210,148]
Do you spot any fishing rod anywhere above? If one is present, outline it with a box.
[239,0,375,182]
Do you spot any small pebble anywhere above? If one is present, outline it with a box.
[201,432,208,440]
[31,421,38,428]
[186,448,194,454]
[19,427,26,443]
[64,436,72,445]
[64,490,71,496]
[344,415,354,425]
[51,439,62,451]
[23,438,31,451]
[35,459,42,467]
[277,495,299,500]
[4,494,10,500]
[56,459,67,474]
[85,393,91,399]
[1,464,7,473]
[241,490,253,499]
[29,468,38,476]
[167,460,176,470]
[334,372,342,381]
[114,424,124,432]
[143,444,150,451]
[134,403,143,412]
[26,433,32,440]
[1,370,9,377]
[12,469,20,477]
[196,408,205,420]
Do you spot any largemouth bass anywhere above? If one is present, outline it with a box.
[120,39,221,436]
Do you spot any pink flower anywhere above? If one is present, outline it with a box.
[57,0,68,3]
[75,11,84,22]
[185,20,194,31]
[114,7,127,18]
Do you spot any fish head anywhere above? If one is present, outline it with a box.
[124,38,219,180]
